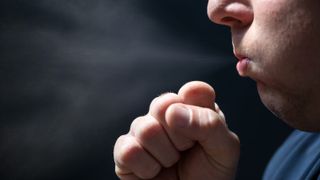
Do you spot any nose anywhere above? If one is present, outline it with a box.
[207,0,253,28]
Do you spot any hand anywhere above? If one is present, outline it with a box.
[114,81,240,180]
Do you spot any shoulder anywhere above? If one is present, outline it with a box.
[263,130,320,180]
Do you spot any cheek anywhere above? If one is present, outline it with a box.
[251,1,318,86]
[254,0,288,24]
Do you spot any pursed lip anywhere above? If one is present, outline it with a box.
[233,49,262,84]
[233,49,251,76]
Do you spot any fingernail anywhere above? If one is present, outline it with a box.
[174,105,191,128]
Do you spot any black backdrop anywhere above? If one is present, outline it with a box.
[0,0,292,179]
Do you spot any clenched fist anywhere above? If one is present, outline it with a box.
[113,81,240,180]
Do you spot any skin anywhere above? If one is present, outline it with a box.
[114,81,240,179]
[114,0,320,179]
[208,0,320,131]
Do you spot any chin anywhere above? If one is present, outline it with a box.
[257,82,320,132]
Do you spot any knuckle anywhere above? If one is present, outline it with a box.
[149,92,176,109]
[139,165,161,179]
[135,117,162,143]
[116,137,142,166]
[114,135,161,179]
[206,108,225,128]
[191,108,222,128]
[114,135,126,159]
[192,108,226,140]
[149,93,181,119]
[130,116,145,135]
[115,166,130,179]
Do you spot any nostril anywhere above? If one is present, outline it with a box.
[208,1,253,28]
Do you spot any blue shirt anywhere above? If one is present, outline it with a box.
[263,130,320,180]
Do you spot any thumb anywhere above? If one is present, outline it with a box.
[178,81,215,109]
[165,103,240,170]
[178,81,226,123]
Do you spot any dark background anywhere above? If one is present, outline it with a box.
[0,0,292,179]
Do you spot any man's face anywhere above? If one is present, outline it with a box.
[208,0,320,131]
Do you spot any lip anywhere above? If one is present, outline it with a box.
[233,50,247,61]
[233,50,251,76]
[233,49,265,85]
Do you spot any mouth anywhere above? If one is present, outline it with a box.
[233,51,251,77]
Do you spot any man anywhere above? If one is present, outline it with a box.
[114,0,320,179]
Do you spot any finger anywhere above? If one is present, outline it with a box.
[115,166,139,180]
[148,93,195,151]
[179,81,226,125]
[165,103,240,170]
[129,115,180,167]
[215,102,226,120]
[152,165,178,180]
[178,81,215,109]
[114,135,161,179]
